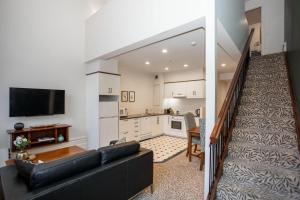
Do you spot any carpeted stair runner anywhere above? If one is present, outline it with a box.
[216,53,300,200]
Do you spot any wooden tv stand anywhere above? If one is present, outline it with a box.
[7,124,71,152]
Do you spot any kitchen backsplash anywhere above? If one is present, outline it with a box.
[162,98,205,115]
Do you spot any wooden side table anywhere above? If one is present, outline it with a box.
[5,146,86,166]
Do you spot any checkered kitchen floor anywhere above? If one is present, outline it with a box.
[140,135,187,163]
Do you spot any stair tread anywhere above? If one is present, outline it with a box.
[232,127,297,136]
[235,115,296,133]
[231,128,298,150]
[222,159,300,196]
[228,142,300,171]
[224,158,300,177]
[217,175,300,200]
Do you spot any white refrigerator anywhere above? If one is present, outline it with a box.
[99,100,119,147]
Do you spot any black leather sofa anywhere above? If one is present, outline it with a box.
[0,141,153,200]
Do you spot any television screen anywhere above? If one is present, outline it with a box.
[9,87,65,117]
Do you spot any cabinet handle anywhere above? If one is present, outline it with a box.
[110,88,113,93]
[157,117,159,124]
[123,131,128,135]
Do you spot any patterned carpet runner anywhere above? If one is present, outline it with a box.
[216,53,300,200]
[140,135,187,163]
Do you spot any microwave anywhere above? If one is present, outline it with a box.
[120,108,128,117]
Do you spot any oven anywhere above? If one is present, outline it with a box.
[171,120,182,130]
[170,116,183,132]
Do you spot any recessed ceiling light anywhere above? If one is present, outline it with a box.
[145,61,150,65]
[221,63,226,67]
[164,67,169,71]
[162,49,168,54]
[191,41,197,46]
[183,64,189,68]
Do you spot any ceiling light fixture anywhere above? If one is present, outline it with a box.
[145,61,150,65]
[191,41,197,46]
[183,64,189,68]
[164,67,169,71]
[221,63,226,67]
[162,49,168,54]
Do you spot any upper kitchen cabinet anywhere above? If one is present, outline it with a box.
[164,82,186,98]
[186,80,205,98]
[164,80,205,99]
[99,73,120,96]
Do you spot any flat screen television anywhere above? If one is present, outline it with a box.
[9,87,65,117]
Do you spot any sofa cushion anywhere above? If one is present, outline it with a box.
[98,141,140,165]
[16,150,101,190]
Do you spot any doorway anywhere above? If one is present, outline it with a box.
[246,7,262,56]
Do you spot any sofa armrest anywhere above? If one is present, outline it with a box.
[126,148,153,199]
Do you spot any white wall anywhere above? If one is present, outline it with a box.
[0,0,88,156]
[249,23,262,52]
[217,0,249,51]
[261,0,285,55]
[245,0,261,11]
[119,67,154,115]
[163,68,205,82]
[85,0,205,61]
[86,0,109,18]
[217,80,231,114]
[245,0,285,55]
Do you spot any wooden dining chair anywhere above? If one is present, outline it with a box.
[184,113,206,170]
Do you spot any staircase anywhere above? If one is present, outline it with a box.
[216,53,300,200]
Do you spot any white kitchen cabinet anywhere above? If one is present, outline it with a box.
[140,117,152,140]
[172,82,187,97]
[165,80,205,99]
[151,116,164,137]
[186,80,205,98]
[131,118,140,141]
[99,101,119,117]
[99,73,120,96]
[99,117,119,147]
[163,115,171,134]
[119,118,140,142]
[164,82,186,98]
[119,119,130,141]
[164,83,174,98]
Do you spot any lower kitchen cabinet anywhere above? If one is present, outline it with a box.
[151,116,164,137]
[119,118,140,142]
[120,115,201,142]
[140,117,152,140]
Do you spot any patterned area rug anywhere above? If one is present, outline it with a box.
[140,135,187,163]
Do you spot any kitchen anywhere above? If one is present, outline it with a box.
[90,28,236,163]
[117,29,206,145]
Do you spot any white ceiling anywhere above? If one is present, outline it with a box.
[116,29,237,74]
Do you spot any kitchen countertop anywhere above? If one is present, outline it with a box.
[120,113,200,120]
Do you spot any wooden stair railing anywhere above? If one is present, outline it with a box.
[207,29,254,200]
